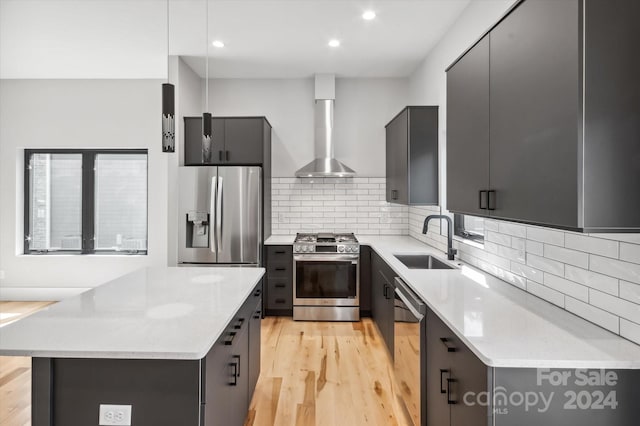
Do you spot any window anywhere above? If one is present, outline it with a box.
[454,214,484,244]
[24,149,148,254]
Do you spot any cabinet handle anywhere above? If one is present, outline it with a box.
[275,298,286,304]
[224,331,236,346]
[226,151,230,161]
[440,337,457,352]
[487,190,496,211]
[275,267,287,271]
[253,310,262,319]
[233,354,241,378]
[275,250,286,254]
[447,378,457,404]
[253,289,262,297]
[479,190,488,210]
[391,190,398,200]
[230,360,238,386]
[383,284,388,299]
[218,150,223,161]
[440,369,449,394]
[233,318,245,330]
[275,283,286,288]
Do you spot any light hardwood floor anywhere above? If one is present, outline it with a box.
[0,303,411,426]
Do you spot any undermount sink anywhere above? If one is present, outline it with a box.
[394,254,455,270]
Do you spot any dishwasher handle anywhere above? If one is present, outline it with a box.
[394,278,427,316]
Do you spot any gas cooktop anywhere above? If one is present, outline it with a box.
[294,233,359,254]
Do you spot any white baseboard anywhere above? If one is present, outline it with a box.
[0,287,91,301]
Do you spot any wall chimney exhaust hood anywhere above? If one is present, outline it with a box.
[295,75,356,178]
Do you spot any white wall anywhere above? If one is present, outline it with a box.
[0,79,168,299]
[206,77,409,177]
[407,0,640,345]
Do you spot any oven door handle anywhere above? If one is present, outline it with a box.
[293,254,359,262]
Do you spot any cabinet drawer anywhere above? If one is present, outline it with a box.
[267,263,292,278]
[266,290,292,310]
[266,246,293,263]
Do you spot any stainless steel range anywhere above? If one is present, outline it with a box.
[293,232,360,321]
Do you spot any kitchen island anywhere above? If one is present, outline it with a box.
[0,267,264,426]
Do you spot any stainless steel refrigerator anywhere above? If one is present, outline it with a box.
[178,166,262,265]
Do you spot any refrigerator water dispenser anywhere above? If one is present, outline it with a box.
[186,212,209,248]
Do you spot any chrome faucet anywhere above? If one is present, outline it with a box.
[422,215,457,260]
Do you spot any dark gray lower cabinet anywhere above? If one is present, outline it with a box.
[32,281,263,426]
[359,245,372,317]
[264,245,293,316]
[371,251,395,357]
[425,308,489,426]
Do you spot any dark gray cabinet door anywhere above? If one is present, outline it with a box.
[489,0,580,228]
[184,117,225,165]
[248,296,262,401]
[386,109,409,204]
[359,246,372,316]
[583,0,640,230]
[224,118,265,165]
[446,36,490,216]
[408,107,439,205]
[425,309,451,426]
[449,333,489,426]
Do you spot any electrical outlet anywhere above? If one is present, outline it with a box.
[99,404,132,426]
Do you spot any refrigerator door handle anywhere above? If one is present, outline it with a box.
[210,176,217,254]
[216,176,224,253]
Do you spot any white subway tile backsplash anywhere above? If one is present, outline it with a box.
[527,280,565,308]
[271,177,407,236]
[565,233,619,258]
[565,297,620,334]
[527,226,565,246]
[527,253,565,276]
[589,289,640,325]
[620,281,640,305]
[525,240,544,256]
[620,242,640,265]
[544,273,589,302]
[590,255,640,285]
[499,222,527,238]
[543,245,589,269]
[511,261,544,283]
[564,265,619,296]
[620,319,640,345]
[486,231,511,247]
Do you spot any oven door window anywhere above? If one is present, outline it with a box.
[296,261,357,299]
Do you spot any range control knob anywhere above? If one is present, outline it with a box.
[338,246,345,253]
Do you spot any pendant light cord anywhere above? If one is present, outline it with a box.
[205,0,209,112]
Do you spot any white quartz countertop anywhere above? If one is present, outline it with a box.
[0,267,265,360]
[265,234,640,368]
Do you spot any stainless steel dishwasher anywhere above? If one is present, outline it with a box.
[394,277,427,426]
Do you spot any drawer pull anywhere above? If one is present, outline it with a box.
[274,267,287,271]
[253,289,262,297]
[275,250,286,254]
[275,298,286,304]
[447,378,457,404]
[440,369,449,393]
[275,283,286,288]
[224,332,236,346]
[233,318,245,330]
[253,310,262,319]
[440,337,457,352]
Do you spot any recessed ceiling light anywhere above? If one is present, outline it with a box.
[212,40,225,48]
[362,10,376,20]
[328,39,341,48]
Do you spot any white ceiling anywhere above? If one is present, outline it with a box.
[0,0,471,79]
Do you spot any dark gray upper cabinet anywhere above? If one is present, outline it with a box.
[446,36,491,217]
[489,0,580,228]
[583,0,640,230]
[385,106,439,206]
[446,0,640,232]
[184,116,271,166]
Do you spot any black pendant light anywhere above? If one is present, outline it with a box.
[202,0,212,163]
[162,0,175,153]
